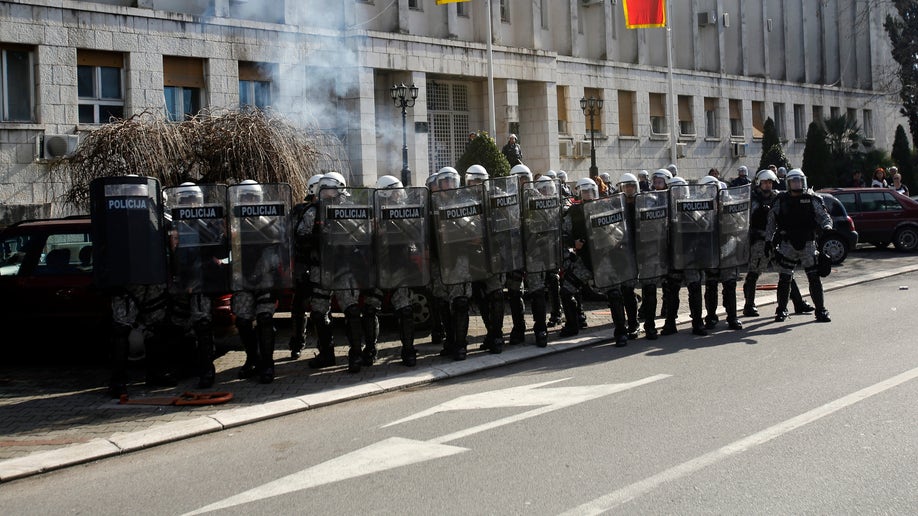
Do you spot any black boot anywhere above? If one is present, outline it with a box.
[194,320,216,388]
[508,287,526,345]
[531,289,549,347]
[807,271,831,322]
[429,296,445,347]
[742,272,759,317]
[344,305,363,373]
[436,298,455,357]
[547,272,562,327]
[288,310,306,360]
[452,297,470,361]
[723,280,743,330]
[688,282,707,336]
[483,290,505,353]
[559,291,580,337]
[791,279,815,314]
[108,324,132,398]
[145,324,178,387]
[256,314,276,384]
[236,318,259,379]
[608,288,628,347]
[397,306,417,366]
[307,310,336,369]
[641,284,658,340]
[622,286,639,339]
[704,279,719,329]
[361,305,379,367]
[661,279,679,335]
[775,273,792,322]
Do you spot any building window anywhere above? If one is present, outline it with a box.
[408,0,421,10]
[457,2,468,17]
[704,97,719,138]
[426,80,470,173]
[618,90,636,137]
[729,99,743,138]
[751,101,765,139]
[678,95,694,136]
[774,103,786,141]
[863,109,874,140]
[794,104,806,139]
[812,105,824,126]
[557,85,569,134]
[1,45,34,122]
[540,0,549,29]
[500,0,510,22]
[584,87,604,135]
[77,50,124,124]
[847,108,857,124]
[163,56,204,122]
[830,106,840,120]
[239,61,274,110]
[649,92,667,135]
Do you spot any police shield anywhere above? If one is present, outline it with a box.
[583,193,637,290]
[163,184,229,294]
[319,187,376,291]
[431,183,489,285]
[670,183,719,270]
[719,184,751,269]
[521,179,562,273]
[374,186,429,289]
[227,182,293,292]
[484,176,524,274]
[635,190,670,281]
[89,175,168,288]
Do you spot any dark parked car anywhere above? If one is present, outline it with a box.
[816,192,859,265]
[818,187,918,252]
[0,216,233,362]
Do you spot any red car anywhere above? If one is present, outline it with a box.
[0,216,234,362]
[818,187,918,252]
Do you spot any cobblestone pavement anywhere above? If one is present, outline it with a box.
[2,247,916,480]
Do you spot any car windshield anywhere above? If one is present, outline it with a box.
[1,234,38,276]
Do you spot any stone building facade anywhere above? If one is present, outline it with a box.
[0,0,905,225]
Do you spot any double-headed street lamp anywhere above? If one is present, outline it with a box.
[580,96,604,177]
[391,83,419,186]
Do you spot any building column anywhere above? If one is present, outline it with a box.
[518,81,556,176]
[495,78,518,144]
[344,66,379,187]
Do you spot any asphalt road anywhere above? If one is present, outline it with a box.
[1,253,916,515]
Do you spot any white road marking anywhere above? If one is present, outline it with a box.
[184,375,670,515]
[560,365,918,516]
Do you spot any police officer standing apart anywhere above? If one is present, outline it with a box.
[765,169,833,323]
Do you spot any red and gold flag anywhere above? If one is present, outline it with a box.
[436,0,471,5]
[623,0,666,29]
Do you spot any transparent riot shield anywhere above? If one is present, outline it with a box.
[583,193,637,290]
[374,186,429,289]
[635,190,670,281]
[163,184,229,294]
[89,175,168,288]
[521,179,562,274]
[484,176,524,274]
[670,183,719,270]
[719,183,751,269]
[319,187,376,291]
[227,182,293,292]
[430,183,489,285]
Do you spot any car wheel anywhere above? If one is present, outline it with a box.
[893,226,918,252]
[408,289,431,327]
[820,235,848,264]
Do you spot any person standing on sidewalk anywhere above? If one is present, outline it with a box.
[766,169,833,323]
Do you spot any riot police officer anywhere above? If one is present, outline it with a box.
[698,176,747,331]
[466,164,506,354]
[765,169,833,323]
[520,174,563,347]
[91,175,173,397]
[374,174,429,366]
[426,172,450,351]
[288,173,323,359]
[742,170,814,317]
[616,173,643,340]
[504,164,532,345]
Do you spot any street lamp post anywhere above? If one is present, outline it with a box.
[580,96,604,178]
[391,83,419,186]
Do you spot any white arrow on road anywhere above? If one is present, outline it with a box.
[184,374,670,515]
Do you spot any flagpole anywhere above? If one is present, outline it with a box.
[666,0,677,165]
[486,0,496,139]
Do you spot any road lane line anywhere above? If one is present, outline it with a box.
[560,365,918,516]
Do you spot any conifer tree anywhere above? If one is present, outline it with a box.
[456,131,510,179]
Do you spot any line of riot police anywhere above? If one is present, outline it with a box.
[90,163,830,397]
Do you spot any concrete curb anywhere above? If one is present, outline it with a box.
[2,263,916,483]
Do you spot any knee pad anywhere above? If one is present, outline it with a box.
[344,305,361,320]
[452,296,469,312]
[256,312,273,327]
[236,317,254,332]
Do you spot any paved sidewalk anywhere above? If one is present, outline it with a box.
[2,258,916,482]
